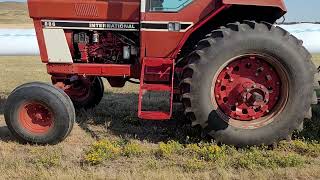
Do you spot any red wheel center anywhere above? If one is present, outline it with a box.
[214,55,281,121]
[19,102,53,134]
[55,77,92,102]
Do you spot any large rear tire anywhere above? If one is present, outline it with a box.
[4,82,75,144]
[181,21,316,147]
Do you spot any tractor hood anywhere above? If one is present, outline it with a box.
[28,0,140,22]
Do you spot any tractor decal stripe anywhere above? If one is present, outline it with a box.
[42,20,140,31]
[141,21,193,32]
[42,20,193,32]
[141,23,167,29]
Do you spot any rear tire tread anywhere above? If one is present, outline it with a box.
[181,21,316,146]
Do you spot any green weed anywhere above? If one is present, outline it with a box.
[185,143,227,161]
[232,147,306,170]
[84,140,121,165]
[157,140,183,157]
[122,141,144,157]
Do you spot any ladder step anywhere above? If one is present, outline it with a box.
[139,111,171,120]
[141,84,171,91]
[144,58,173,67]
[138,57,175,120]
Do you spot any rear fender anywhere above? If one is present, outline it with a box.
[223,0,287,12]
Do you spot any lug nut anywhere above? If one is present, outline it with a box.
[266,75,272,81]
[257,67,264,72]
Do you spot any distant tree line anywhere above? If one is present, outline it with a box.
[277,22,320,25]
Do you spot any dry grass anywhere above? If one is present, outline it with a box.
[313,54,320,67]
[0,2,32,27]
[1,1,320,179]
[0,56,320,179]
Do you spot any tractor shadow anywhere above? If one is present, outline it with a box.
[0,96,6,115]
[295,104,320,141]
[0,96,16,142]
[0,126,14,142]
[77,92,320,143]
[77,92,205,144]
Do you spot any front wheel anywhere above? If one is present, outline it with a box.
[53,76,104,109]
[181,21,316,147]
[4,82,75,144]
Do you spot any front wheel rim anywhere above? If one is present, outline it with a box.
[212,54,289,129]
[18,102,54,134]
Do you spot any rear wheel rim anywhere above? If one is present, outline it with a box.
[212,54,289,129]
[19,102,53,134]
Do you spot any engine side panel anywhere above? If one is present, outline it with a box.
[28,0,140,63]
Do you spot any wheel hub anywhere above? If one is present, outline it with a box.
[19,102,53,134]
[241,83,270,107]
[214,55,282,121]
[54,76,92,102]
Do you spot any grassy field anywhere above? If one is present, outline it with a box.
[0,56,320,179]
[1,2,320,179]
[0,2,32,28]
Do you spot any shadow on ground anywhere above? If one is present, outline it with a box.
[0,96,15,142]
[0,96,6,115]
[296,104,320,141]
[0,92,319,144]
[77,92,204,144]
[0,126,14,142]
[78,92,320,144]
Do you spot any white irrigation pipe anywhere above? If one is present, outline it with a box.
[279,23,320,53]
[0,29,39,55]
[0,24,319,56]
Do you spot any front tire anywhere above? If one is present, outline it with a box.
[181,21,316,147]
[53,76,104,109]
[4,82,75,144]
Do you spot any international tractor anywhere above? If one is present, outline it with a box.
[4,0,318,147]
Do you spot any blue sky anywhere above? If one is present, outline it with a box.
[1,0,319,22]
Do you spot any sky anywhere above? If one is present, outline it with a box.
[1,0,319,22]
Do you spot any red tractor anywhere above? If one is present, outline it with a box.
[4,0,317,147]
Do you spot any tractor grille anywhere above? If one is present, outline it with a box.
[75,3,98,17]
